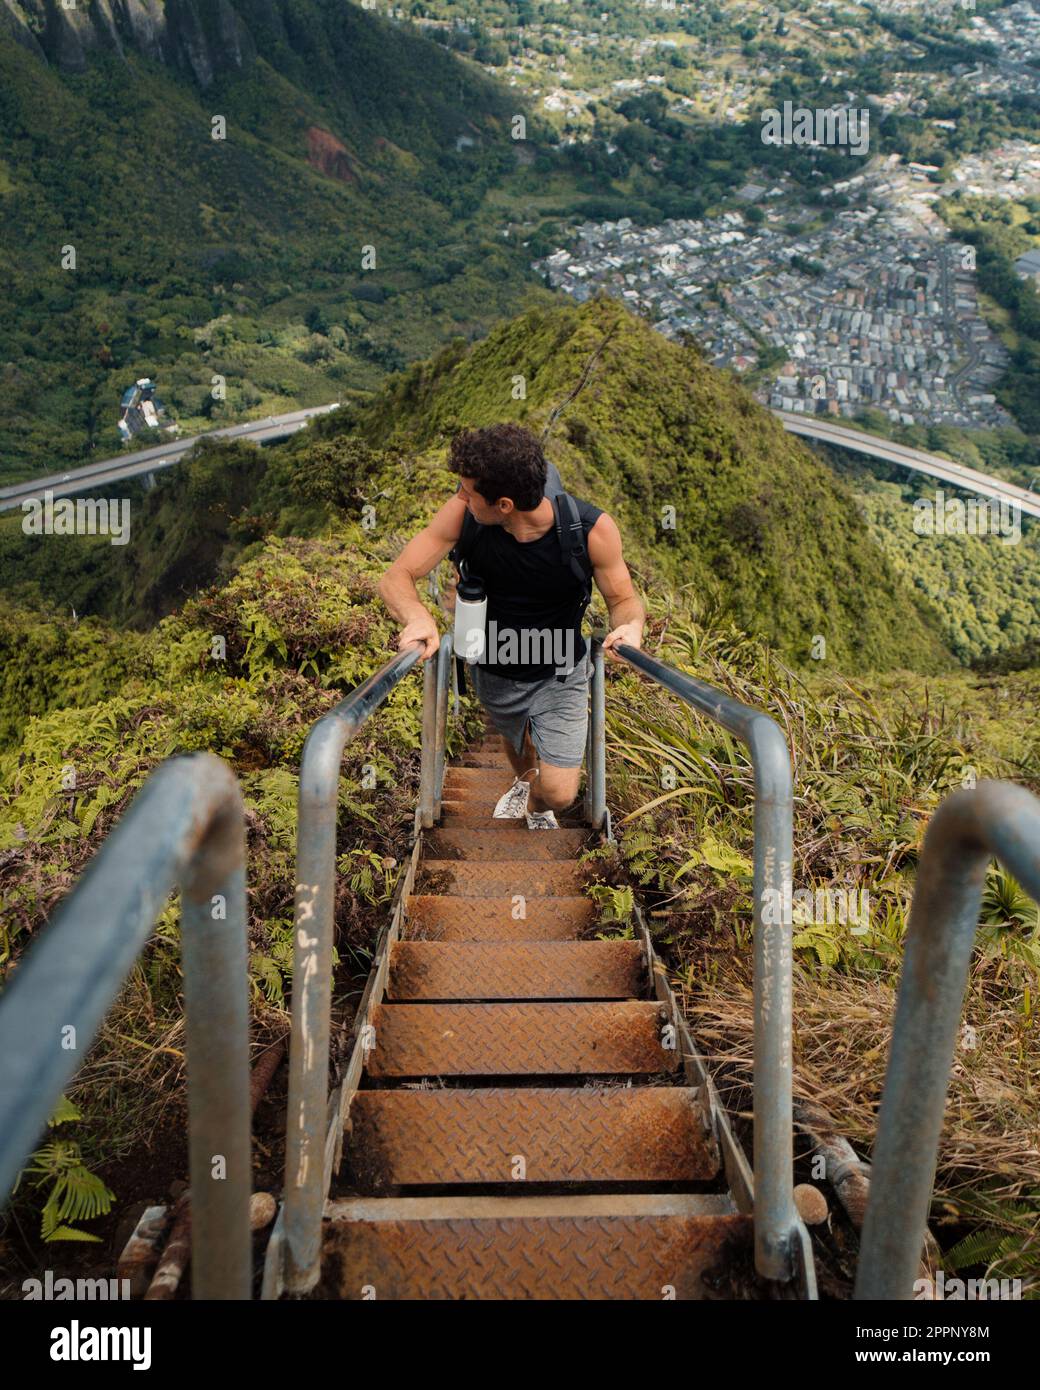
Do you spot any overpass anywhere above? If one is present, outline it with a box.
[3,399,1037,524]
[0,404,340,514]
[774,409,1040,521]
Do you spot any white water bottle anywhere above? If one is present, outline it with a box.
[453,571,487,664]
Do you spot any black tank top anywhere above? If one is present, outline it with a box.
[465,497,603,682]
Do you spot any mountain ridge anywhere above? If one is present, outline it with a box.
[0,296,956,677]
[346,294,955,673]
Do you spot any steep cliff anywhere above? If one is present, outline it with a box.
[3,0,255,83]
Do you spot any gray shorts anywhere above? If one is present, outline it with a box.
[471,652,591,769]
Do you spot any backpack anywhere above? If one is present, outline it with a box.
[449,461,594,607]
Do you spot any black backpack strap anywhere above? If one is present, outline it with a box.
[448,506,478,573]
[552,492,593,601]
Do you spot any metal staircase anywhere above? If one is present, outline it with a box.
[302,727,761,1301]
[1,634,1038,1301]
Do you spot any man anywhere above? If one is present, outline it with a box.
[378,423,644,828]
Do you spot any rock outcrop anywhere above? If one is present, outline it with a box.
[2,0,256,85]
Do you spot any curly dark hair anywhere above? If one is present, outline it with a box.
[448,423,547,512]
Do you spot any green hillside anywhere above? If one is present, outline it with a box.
[355,294,955,673]
[854,478,1040,670]
[1,296,955,681]
[2,292,1037,1289]
[0,0,553,482]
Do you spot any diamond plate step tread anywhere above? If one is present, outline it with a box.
[439,805,587,829]
[443,767,527,792]
[405,896,593,941]
[426,828,589,862]
[365,1002,678,1078]
[417,861,585,897]
[321,1196,752,1300]
[433,811,589,828]
[344,1087,719,1190]
[387,940,645,1000]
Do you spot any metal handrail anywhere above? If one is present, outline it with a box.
[585,640,607,831]
[283,636,448,1293]
[0,753,251,1299]
[608,640,800,1282]
[855,780,1040,1299]
[419,637,453,828]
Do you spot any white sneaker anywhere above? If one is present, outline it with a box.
[525,809,559,830]
[493,776,532,819]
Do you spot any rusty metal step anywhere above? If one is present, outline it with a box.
[405,896,594,941]
[426,828,588,862]
[436,800,583,817]
[417,861,584,897]
[387,941,645,1000]
[439,801,587,828]
[458,750,512,768]
[365,1002,677,1078]
[321,1195,752,1299]
[442,767,530,796]
[344,1087,718,1190]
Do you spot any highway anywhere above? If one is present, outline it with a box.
[3,397,1037,524]
[773,410,1040,520]
[0,404,340,514]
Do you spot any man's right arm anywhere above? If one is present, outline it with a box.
[378,495,467,659]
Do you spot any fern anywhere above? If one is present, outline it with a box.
[22,1137,114,1244]
[944,1190,1040,1294]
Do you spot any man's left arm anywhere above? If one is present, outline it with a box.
[586,512,645,662]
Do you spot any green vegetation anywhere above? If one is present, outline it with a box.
[15,1098,115,1244]
[854,478,1040,670]
[0,3,554,483]
[592,610,1040,1290]
[1,291,1036,1280]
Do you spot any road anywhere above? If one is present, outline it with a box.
[0,404,340,513]
[774,410,1040,520]
[3,398,1037,524]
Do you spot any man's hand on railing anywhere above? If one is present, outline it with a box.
[602,622,643,664]
[397,611,441,661]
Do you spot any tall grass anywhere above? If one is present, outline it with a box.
[592,603,1040,1292]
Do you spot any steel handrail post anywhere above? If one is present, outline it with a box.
[0,754,251,1299]
[855,781,1040,1299]
[418,643,440,829]
[283,644,422,1293]
[613,642,798,1281]
[433,638,452,819]
[583,700,593,825]
[589,639,607,831]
